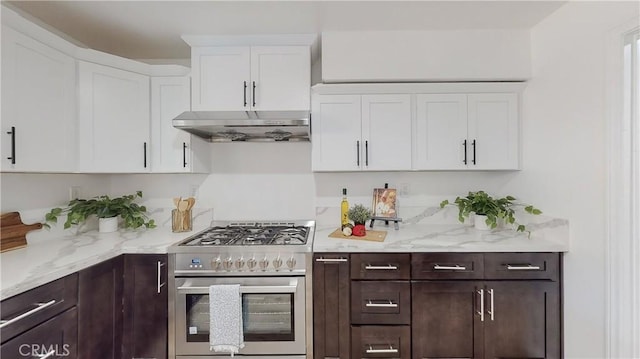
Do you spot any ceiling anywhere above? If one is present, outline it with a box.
[5,1,567,60]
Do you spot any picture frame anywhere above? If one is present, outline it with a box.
[372,188,398,218]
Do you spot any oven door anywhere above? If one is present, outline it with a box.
[174,276,306,356]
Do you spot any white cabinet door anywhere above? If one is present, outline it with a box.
[250,46,310,111]
[311,95,362,171]
[361,95,412,171]
[414,94,468,170]
[78,61,150,173]
[467,93,519,170]
[150,77,210,173]
[1,27,76,172]
[191,47,251,111]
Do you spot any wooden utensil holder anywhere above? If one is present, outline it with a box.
[172,209,192,232]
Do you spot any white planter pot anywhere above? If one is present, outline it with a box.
[474,214,491,231]
[99,217,118,233]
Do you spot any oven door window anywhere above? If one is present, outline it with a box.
[185,293,295,342]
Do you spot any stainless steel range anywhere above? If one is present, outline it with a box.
[168,220,315,359]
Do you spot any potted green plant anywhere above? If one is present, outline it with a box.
[45,191,156,233]
[348,204,372,237]
[440,191,542,233]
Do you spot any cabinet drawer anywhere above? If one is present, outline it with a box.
[1,274,78,343]
[485,253,560,280]
[352,325,410,359]
[412,253,484,280]
[351,253,410,280]
[1,307,77,359]
[351,281,410,325]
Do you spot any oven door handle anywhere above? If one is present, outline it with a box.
[176,284,298,294]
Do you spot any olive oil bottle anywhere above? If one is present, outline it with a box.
[340,188,349,228]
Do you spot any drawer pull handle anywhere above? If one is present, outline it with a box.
[366,345,398,354]
[506,264,541,270]
[434,264,466,271]
[366,300,398,308]
[37,349,57,359]
[365,264,398,270]
[0,300,56,329]
[316,257,348,263]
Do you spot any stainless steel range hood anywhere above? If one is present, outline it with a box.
[172,111,310,142]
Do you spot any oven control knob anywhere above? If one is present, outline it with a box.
[286,256,297,270]
[247,257,257,270]
[273,257,283,270]
[223,258,233,271]
[211,258,222,271]
[259,257,269,270]
[235,258,246,270]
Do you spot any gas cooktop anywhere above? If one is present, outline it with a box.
[169,220,315,274]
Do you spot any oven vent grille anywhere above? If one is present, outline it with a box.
[228,222,296,227]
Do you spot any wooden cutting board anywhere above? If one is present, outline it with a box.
[1,212,43,253]
[328,228,387,242]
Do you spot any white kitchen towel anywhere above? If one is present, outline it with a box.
[209,284,245,356]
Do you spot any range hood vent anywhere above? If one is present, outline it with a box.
[172,111,310,142]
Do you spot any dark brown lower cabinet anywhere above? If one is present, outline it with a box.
[352,325,411,359]
[0,307,78,359]
[122,254,168,359]
[313,253,351,359]
[412,280,560,359]
[78,255,124,358]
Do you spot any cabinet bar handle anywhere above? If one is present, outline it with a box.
[243,81,247,107]
[252,81,256,107]
[365,140,369,166]
[0,300,56,329]
[507,264,541,270]
[433,264,466,271]
[356,140,360,166]
[472,139,477,165]
[316,257,348,263]
[182,142,187,168]
[366,300,397,308]
[143,142,147,168]
[37,349,57,359]
[7,126,15,164]
[462,139,467,165]
[366,345,398,354]
[157,261,166,294]
[365,264,398,270]
[477,289,484,322]
[488,288,495,321]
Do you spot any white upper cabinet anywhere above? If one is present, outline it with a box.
[78,61,150,173]
[191,46,310,112]
[467,93,519,170]
[361,95,412,171]
[150,77,210,173]
[312,94,412,171]
[1,26,77,172]
[414,92,519,170]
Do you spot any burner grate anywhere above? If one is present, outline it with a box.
[182,224,309,246]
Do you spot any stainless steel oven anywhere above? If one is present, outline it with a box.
[174,276,306,357]
[168,221,314,359]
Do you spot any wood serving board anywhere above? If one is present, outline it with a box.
[1,212,43,253]
[328,228,387,242]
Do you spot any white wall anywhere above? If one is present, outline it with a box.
[322,29,531,82]
[507,2,639,358]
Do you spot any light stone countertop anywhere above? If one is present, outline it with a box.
[1,205,570,301]
[312,206,570,253]
[0,208,213,301]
